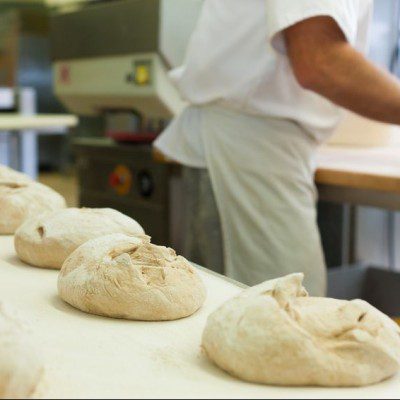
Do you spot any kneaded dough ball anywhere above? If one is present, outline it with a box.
[0,181,66,235]
[202,274,400,387]
[15,208,145,269]
[0,303,44,399]
[0,165,31,183]
[58,234,207,321]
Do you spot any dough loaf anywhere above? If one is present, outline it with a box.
[0,165,31,183]
[0,181,66,235]
[0,303,44,399]
[58,234,207,321]
[202,274,400,387]
[15,208,145,269]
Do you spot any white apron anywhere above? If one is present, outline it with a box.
[156,104,327,296]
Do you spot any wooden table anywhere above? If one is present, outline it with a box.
[0,235,399,399]
[316,145,400,209]
[155,144,400,199]
[316,145,400,268]
[0,114,78,179]
[155,144,400,267]
[155,144,400,208]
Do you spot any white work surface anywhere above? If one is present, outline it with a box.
[316,145,400,192]
[0,236,399,399]
[0,114,78,132]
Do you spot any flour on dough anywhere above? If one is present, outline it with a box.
[58,234,207,321]
[202,273,400,387]
[0,165,31,183]
[0,181,66,235]
[0,303,44,399]
[15,208,145,269]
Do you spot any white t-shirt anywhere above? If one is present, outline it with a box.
[154,0,373,168]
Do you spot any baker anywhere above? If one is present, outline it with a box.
[154,0,400,296]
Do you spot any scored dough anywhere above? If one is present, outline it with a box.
[0,303,44,399]
[202,273,400,387]
[0,165,31,183]
[58,234,207,321]
[0,181,66,235]
[15,208,145,269]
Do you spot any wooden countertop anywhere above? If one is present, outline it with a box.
[154,145,400,194]
[0,235,399,398]
[316,145,400,193]
[0,114,78,131]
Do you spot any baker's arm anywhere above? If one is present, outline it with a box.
[285,16,400,125]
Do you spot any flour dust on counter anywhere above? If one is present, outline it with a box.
[203,274,400,388]
[1,235,400,397]
[0,303,44,399]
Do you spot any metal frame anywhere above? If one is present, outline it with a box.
[319,184,400,210]
[318,183,400,269]
[0,87,39,179]
[50,0,161,61]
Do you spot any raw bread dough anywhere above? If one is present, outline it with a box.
[0,303,44,399]
[202,274,400,387]
[0,181,66,235]
[0,165,31,183]
[58,234,207,321]
[15,208,145,269]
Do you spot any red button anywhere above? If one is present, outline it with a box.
[60,65,71,84]
[109,173,121,187]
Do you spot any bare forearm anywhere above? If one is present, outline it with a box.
[285,16,400,125]
[305,43,400,125]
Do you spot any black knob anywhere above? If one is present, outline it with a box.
[137,170,154,198]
